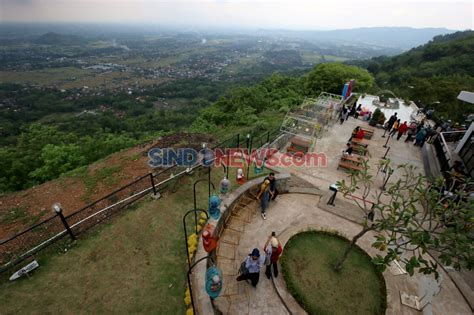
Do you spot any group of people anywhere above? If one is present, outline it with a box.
[339,103,372,125]
[343,126,365,155]
[236,232,283,287]
[234,173,283,288]
[385,112,436,147]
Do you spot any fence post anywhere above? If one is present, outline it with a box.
[236,133,240,149]
[53,204,76,241]
[149,173,157,196]
[382,146,390,159]
[266,131,270,144]
[246,135,253,180]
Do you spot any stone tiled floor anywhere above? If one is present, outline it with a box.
[213,192,471,315]
[210,118,471,315]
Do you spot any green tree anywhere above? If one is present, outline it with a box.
[334,159,473,276]
[30,144,87,181]
[304,63,375,96]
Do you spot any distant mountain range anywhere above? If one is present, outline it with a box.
[258,27,456,50]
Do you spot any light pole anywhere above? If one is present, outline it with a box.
[53,203,76,240]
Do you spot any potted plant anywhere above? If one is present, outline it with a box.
[369,108,385,126]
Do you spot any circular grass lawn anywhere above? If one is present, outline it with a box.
[281,231,386,315]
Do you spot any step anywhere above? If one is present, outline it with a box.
[220,229,241,245]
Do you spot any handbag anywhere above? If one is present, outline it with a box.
[239,260,249,275]
[264,254,271,266]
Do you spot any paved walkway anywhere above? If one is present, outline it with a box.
[272,118,425,193]
[213,192,471,315]
[210,118,471,314]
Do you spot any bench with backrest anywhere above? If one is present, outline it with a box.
[349,144,368,156]
[287,137,311,155]
[337,160,363,172]
[361,127,374,139]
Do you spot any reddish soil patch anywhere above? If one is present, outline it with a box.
[0,133,215,240]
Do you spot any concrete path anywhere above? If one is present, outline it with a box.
[213,192,471,315]
[211,118,471,315]
[271,117,425,194]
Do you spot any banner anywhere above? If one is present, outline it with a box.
[342,83,349,100]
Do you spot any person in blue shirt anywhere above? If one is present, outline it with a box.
[236,248,265,287]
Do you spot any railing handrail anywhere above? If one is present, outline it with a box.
[66,165,177,220]
[0,213,59,245]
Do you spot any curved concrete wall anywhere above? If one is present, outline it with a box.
[191,173,291,315]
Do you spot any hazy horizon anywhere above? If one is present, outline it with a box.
[1,0,472,31]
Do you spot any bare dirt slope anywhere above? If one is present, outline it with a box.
[0,133,214,240]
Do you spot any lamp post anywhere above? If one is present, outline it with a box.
[53,203,75,240]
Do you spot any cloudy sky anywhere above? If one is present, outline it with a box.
[1,0,472,30]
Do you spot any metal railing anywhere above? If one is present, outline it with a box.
[0,129,283,274]
[432,131,466,175]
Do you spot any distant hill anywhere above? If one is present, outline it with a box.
[259,27,455,51]
[368,30,474,78]
[359,30,474,122]
[34,32,87,45]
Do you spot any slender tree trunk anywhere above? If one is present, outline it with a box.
[334,227,372,272]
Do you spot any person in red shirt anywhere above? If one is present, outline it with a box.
[264,233,283,278]
[397,121,408,140]
[355,128,365,139]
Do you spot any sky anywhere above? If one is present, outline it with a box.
[1,0,473,30]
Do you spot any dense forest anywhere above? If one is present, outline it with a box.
[353,30,474,122]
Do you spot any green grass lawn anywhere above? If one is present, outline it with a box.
[281,231,386,315]
[0,166,269,314]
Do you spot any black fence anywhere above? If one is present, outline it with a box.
[0,129,282,274]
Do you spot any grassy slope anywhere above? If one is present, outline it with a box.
[0,166,268,314]
[281,231,386,315]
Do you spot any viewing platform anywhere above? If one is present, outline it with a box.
[191,113,473,314]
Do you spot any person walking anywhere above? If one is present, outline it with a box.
[340,108,348,124]
[263,172,278,201]
[405,122,417,143]
[389,119,400,137]
[396,121,408,140]
[349,104,356,118]
[257,179,271,220]
[264,234,283,279]
[236,248,265,287]
[386,112,398,130]
[415,128,427,146]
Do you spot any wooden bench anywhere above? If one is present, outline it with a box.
[338,160,363,172]
[341,154,364,164]
[349,144,369,156]
[361,127,374,139]
[351,138,369,148]
[287,136,311,155]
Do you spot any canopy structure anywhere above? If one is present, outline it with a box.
[280,92,343,143]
